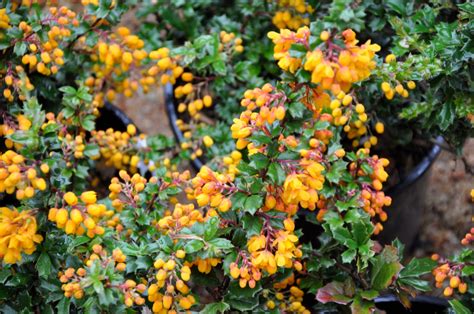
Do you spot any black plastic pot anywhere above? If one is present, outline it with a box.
[378,140,441,250]
[164,83,204,170]
[96,102,137,132]
[314,295,448,313]
[374,295,448,313]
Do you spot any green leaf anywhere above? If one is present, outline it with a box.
[36,252,53,278]
[385,0,408,16]
[242,215,263,236]
[13,42,27,56]
[326,160,347,184]
[371,260,402,290]
[212,60,227,75]
[461,265,474,276]
[184,240,205,253]
[224,281,262,311]
[249,153,269,170]
[200,302,230,314]
[231,192,248,209]
[359,290,379,300]
[208,238,233,250]
[135,256,153,269]
[56,297,70,313]
[351,217,374,246]
[399,258,437,278]
[370,248,402,290]
[397,277,432,292]
[81,115,96,131]
[0,269,10,284]
[341,249,357,263]
[204,217,219,240]
[267,162,285,185]
[243,195,263,215]
[59,86,77,95]
[350,296,374,314]
[68,236,90,252]
[83,144,100,158]
[449,300,471,314]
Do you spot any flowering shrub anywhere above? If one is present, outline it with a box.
[0,1,472,314]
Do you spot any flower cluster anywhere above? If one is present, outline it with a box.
[380,54,417,100]
[189,166,233,213]
[85,27,171,105]
[264,282,310,313]
[269,28,380,93]
[157,203,201,233]
[1,6,78,102]
[230,218,302,289]
[272,0,314,30]
[59,245,143,307]
[356,154,391,234]
[219,31,244,53]
[221,150,242,179]
[0,207,43,264]
[0,150,48,200]
[148,256,196,312]
[48,191,111,237]
[0,8,10,29]
[432,255,468,297]
[59,133,89,160]
[281,159,325,211]
[91,125,144,172]
[108,170,152,213]
[232,84,286,152]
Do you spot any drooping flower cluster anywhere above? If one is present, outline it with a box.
[59,245,145,307]
[0,150,48,200]
[269,28,380,93]
[1,6,78,102]
[108,170,150,210]
[91,125,144,172]
[48,191,112,237]
[355,154,392,234]
[148,255,196,312]
[189,166,233,213]
[431,255,468,297]
[157,203,205,232]
[230,217,302,288]
[268,27,310,73]
[264,278,310,313]
[380,54,417,100]
[219,31,244,53]
[281,159,325,210]
[272,0,314,30]
[85,28,184,106]
[232,84,286,152]
[0,207,43,264]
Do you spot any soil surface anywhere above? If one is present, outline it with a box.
[414,139,474,258]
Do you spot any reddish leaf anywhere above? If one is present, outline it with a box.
[316,281,352,305]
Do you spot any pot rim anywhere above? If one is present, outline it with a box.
[165,83,204,170]
[375,294,449,308]
[99,102,139,133]
[385,137,442,196]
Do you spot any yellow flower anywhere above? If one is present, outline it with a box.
[80,191,97,204]
[63,192,78,206]
[248,235,266,252]
[0,207,43,264]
